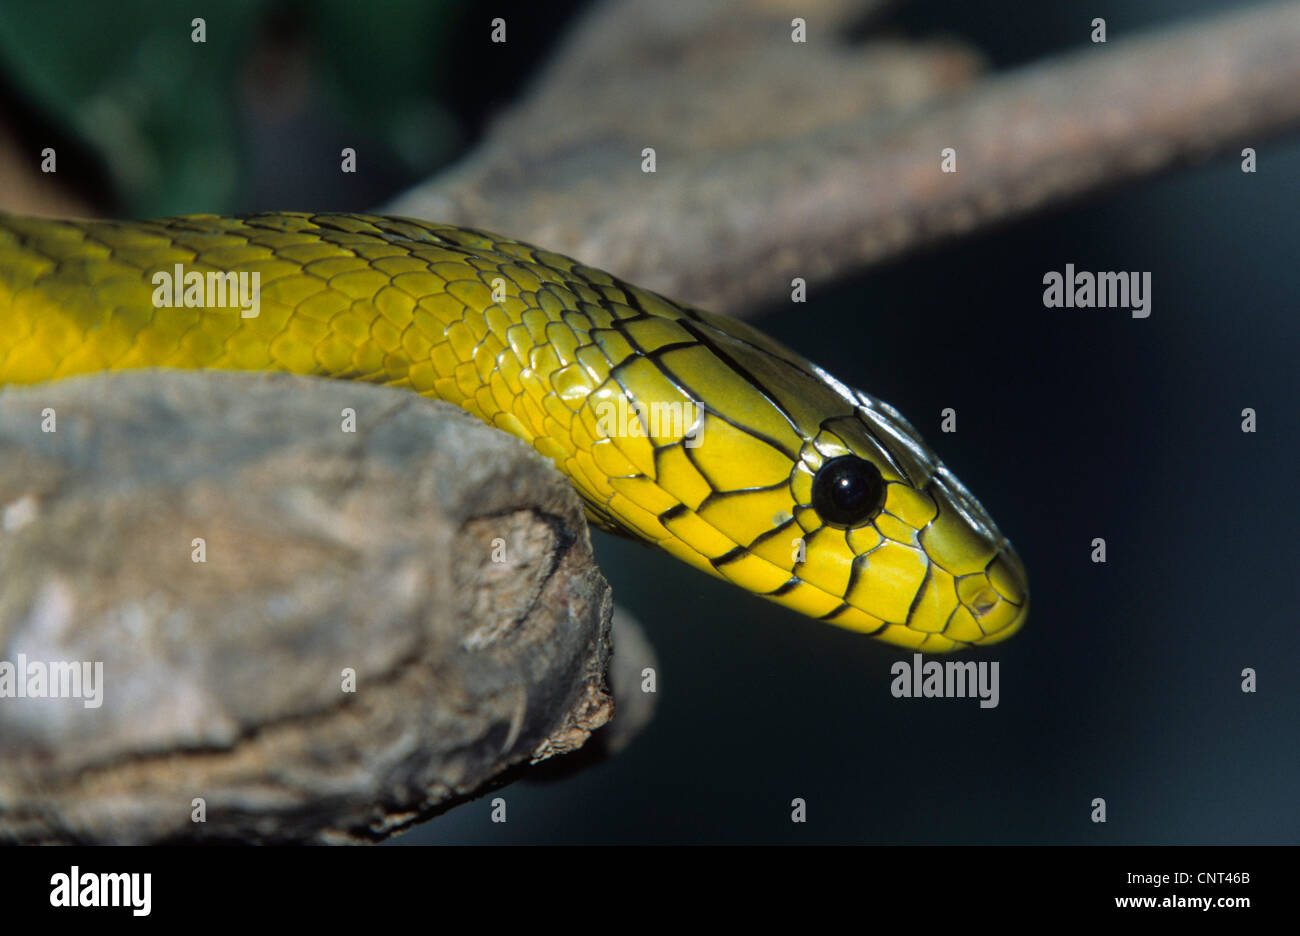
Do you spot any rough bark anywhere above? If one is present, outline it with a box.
[0,371,613,843]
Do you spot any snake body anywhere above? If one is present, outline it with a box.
[0,212,1026,650]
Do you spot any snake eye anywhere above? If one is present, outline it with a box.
[810,455,886,528]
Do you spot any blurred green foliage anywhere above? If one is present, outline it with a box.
[0,0,466,216]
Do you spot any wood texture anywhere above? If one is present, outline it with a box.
[0,371,613,843]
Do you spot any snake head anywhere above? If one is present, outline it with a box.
[792,380,1031,651]
[623,306,1029,652]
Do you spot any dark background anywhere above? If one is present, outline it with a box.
[1,0,1294,844]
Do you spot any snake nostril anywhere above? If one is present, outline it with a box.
[971,587,1000,616]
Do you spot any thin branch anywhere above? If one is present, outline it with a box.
[387,0,1300,315]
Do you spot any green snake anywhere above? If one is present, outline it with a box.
[0,212,1027,650]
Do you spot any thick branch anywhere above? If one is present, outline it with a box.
[0,372,613,843]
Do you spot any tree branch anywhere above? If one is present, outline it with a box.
[387,0,1300,315]
[0,372,612,843]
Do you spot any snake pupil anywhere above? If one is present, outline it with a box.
[810,456,886,527]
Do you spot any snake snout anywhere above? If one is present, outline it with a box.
[962,549,1029,645]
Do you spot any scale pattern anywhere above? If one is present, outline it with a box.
[0,212,1027,650]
